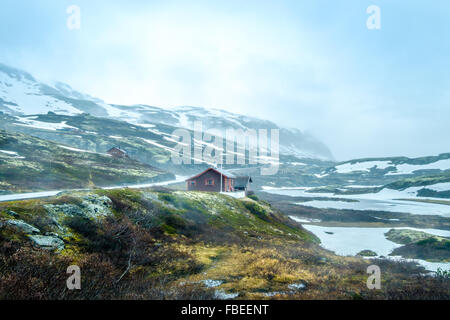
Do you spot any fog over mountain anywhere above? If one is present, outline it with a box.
[1,1,450,160]
[0,63,333,160]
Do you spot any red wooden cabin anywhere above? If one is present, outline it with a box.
[186,168,235,192]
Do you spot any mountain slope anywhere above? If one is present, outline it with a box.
[0,111,337,190]
[0,129,173,193]
[0,63,333,160]
[308,153,450,187]
[1,187,446,299]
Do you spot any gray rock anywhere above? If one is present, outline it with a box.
[318,257,328,263]
[44,203,83,217]
[45,231,63,239]
[201,279,223,288]
[214,289,239,300]
[288,282,307,291]
[261,291,286,297]
[44,194,112,221]
[6,210,19,217]
[80,194,112,219]
[6,219,40,234]
[28,235,64,251]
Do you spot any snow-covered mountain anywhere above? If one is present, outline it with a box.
[305,153,450,188]
[0,63,333,160]
[328,154,450,176]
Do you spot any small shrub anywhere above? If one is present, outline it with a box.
[435,268,450,279]
[243,201,270,222]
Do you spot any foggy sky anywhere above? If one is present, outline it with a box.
[1,0,450,160]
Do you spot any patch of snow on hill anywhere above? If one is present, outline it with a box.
[0,150,25,159]
[314,173,328,178]
[385,159,450,175]
[421,182,450,192]
[335,161,393,173]
[141,138,174,152]
[0,150,18,156]
[58,145,104,154]
[0,71,81,115]
[100,102,141,120]
[136,123,155,128]
[15,117,77,131]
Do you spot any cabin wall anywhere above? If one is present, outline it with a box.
[107,149,128,158]
[187,170,233,192]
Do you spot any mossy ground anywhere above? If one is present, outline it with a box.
[0,129,173,193]
[0,188,448,299]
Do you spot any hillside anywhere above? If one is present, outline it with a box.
[0,111,335,187]
[312,154,450,187]
[0,63,333,161]
[0,130,173,193]
[385,229,450,262]
[0,188,448,300]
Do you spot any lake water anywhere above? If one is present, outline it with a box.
[264,187,450,217]
[300,224,450,272]
[266,186,450,272]
[297,199,450,217]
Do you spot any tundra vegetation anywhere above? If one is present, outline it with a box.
[0,130,173,193]
[0,188,448,300]
[385,229,450,262]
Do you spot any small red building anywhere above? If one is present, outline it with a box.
[186,168,236,192]
[107,147,128,158]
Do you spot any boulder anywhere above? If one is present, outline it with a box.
[6,210,19,217]
[28,235,64,251]
[357,250,378,257]
[6,219,40,234]
[80,194,112,219]
[44,203,83,217]
[44,194,112,221]
[45,231,63,239]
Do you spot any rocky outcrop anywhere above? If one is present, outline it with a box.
[0,218,64,250]
[44,194,112,222]
[80,194,112,219]
[385,229,437,245]
[357,250,378,257]
[28,235,64,251]
[6,210,19,217]
[5,219,40,234]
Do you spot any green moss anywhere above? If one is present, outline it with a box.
[161,223,177,235]
[357,250,378,257]
[242,201,270,221]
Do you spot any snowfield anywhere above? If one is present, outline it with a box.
[424,182,450,192]
[0,150,25,159]
[0,71,82,115]
[141,138,175,153]
[15,117,77,131]
[58,145,107,155]
[335,160,393,173]
[334,158,450,175]
[333,158,450,175]
[0,150,19,156]
[385,159,450,175]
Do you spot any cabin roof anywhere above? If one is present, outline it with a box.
[186,167,236,181]
[234,176,252,188]
[107,147,127,154]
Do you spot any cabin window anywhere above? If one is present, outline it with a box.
[190,181,196,186]
[205,179,214,186]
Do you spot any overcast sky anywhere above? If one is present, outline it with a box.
[1,0,449,160]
